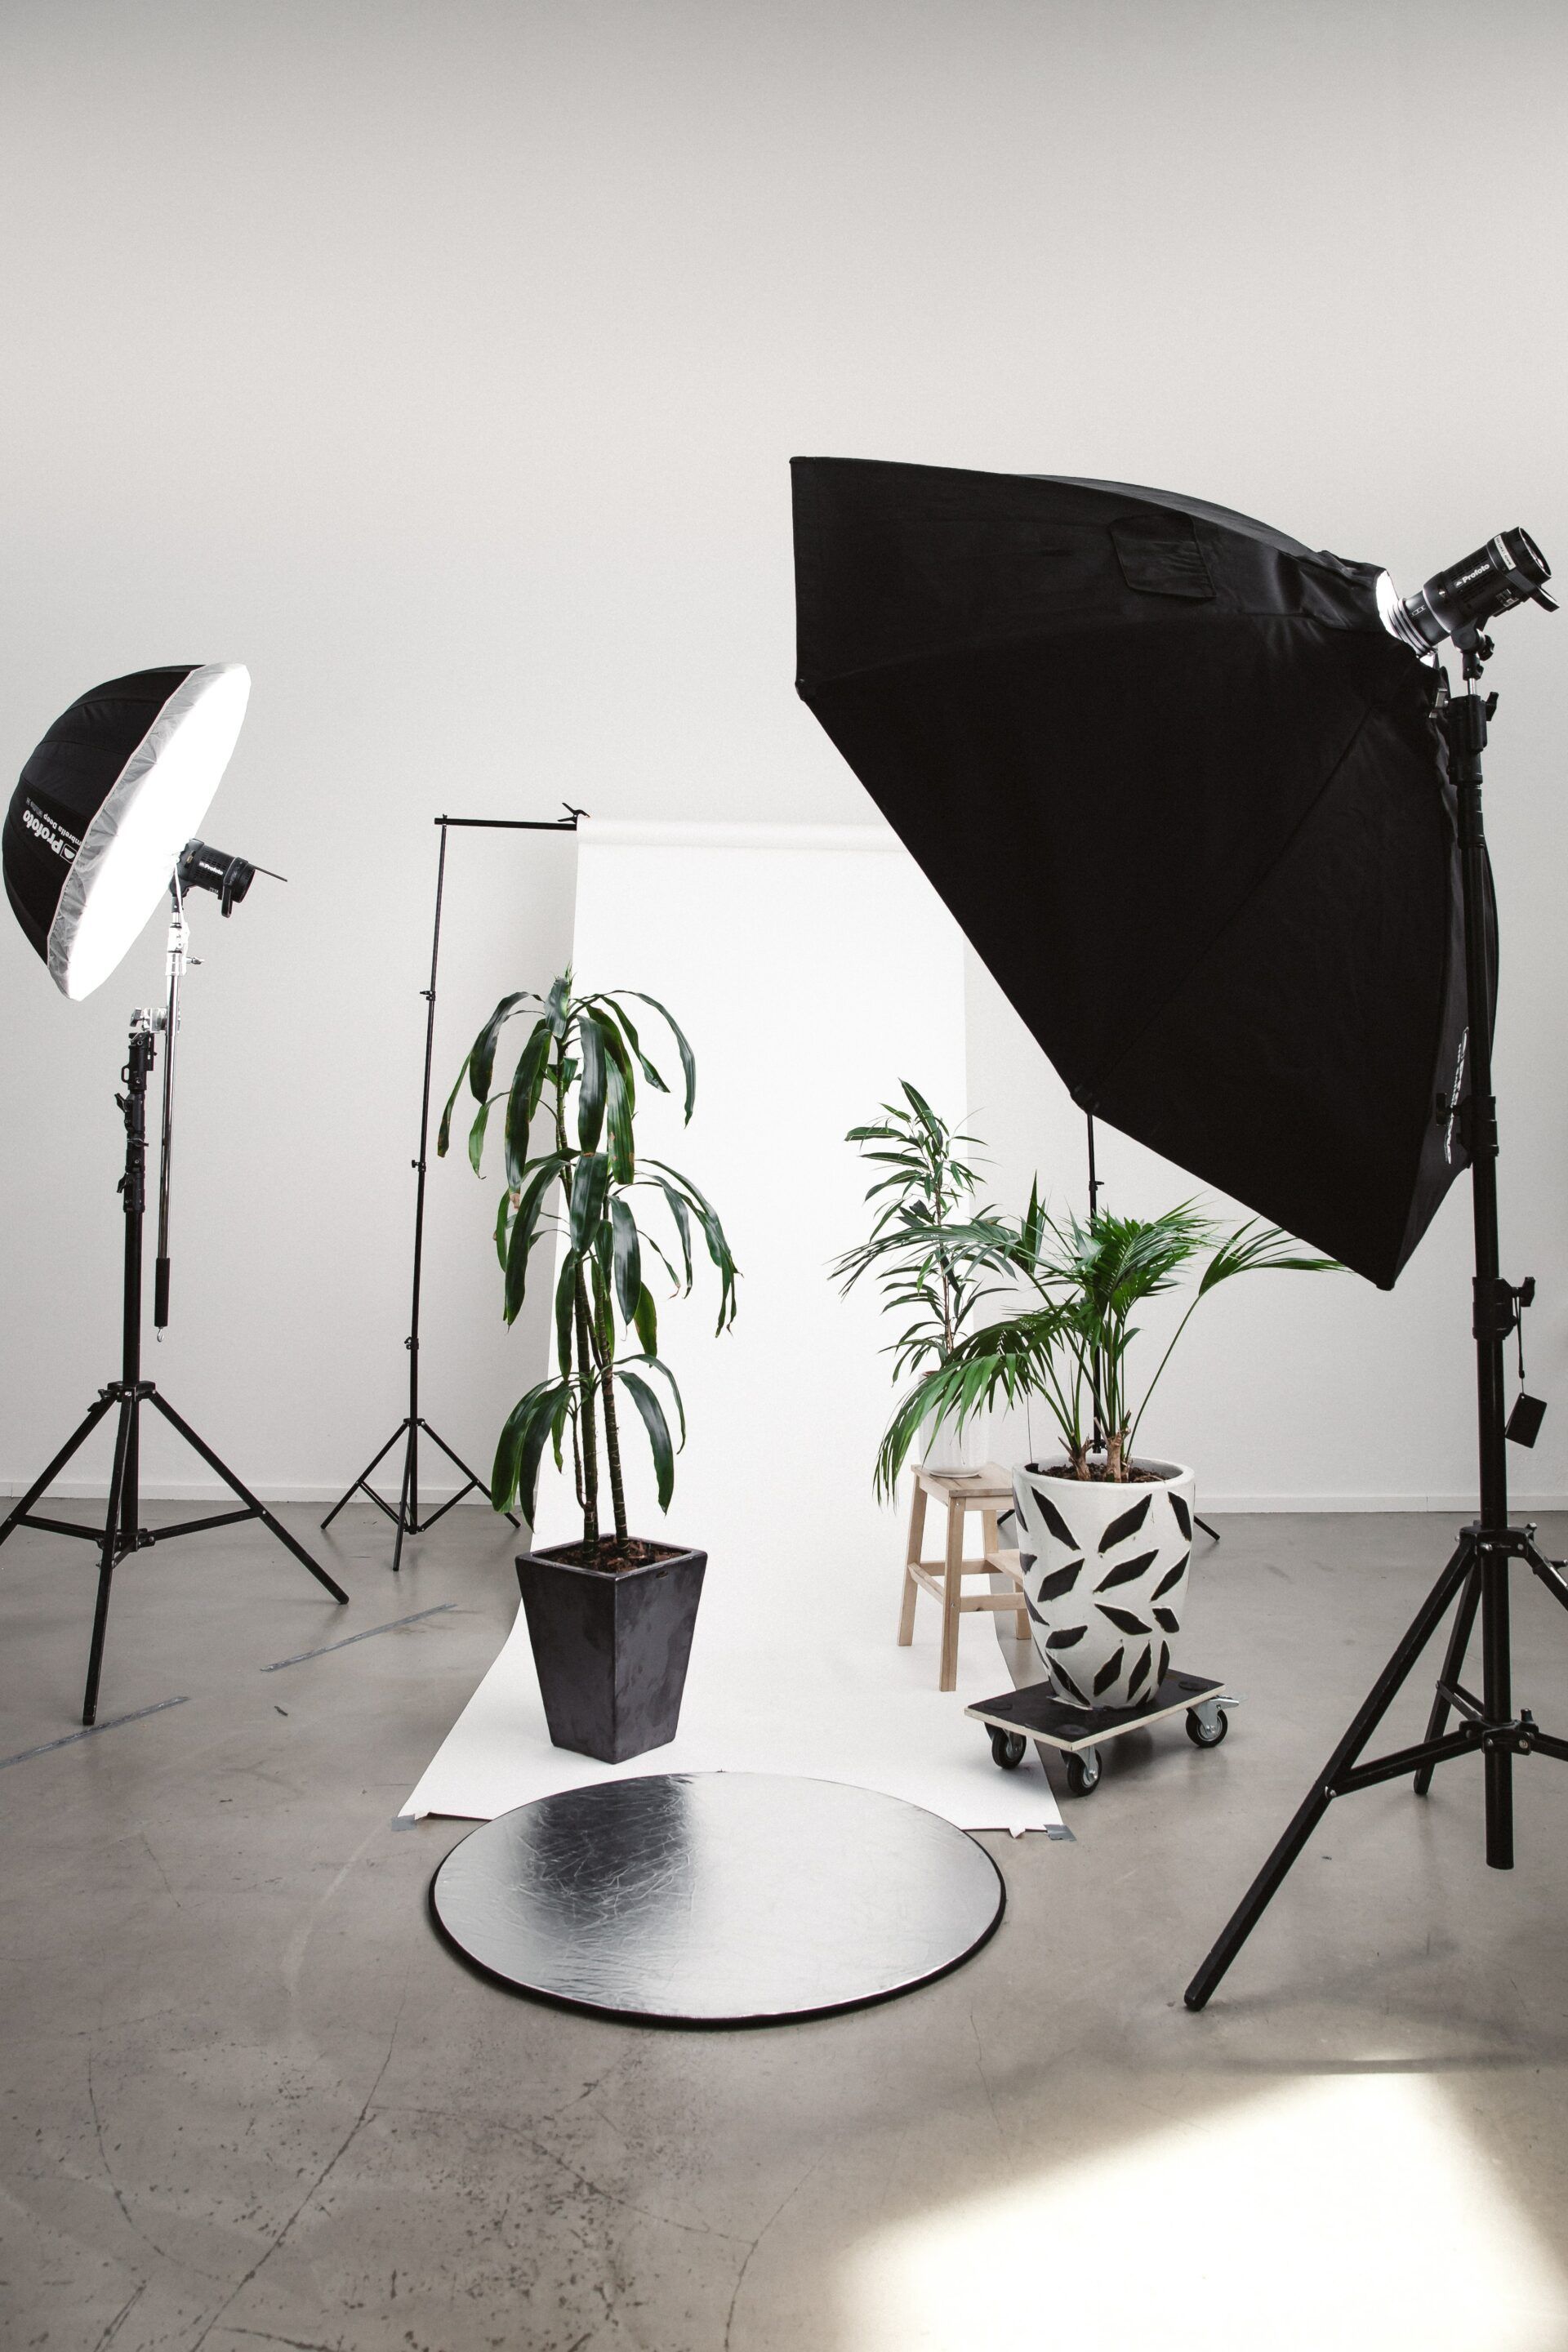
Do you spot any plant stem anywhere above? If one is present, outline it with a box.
[572,1272,600,1548]
[592,1278,630,1547]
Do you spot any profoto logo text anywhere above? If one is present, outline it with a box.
[20,802,79,864]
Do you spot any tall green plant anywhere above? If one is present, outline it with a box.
[875,1198,1336,1495]
[832,1084,1021,1388]
[439,972,737,1552]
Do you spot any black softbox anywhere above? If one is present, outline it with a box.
[791,458,1486,1289]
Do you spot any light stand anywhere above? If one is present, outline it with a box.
[1185,645,1568,2009]
[323,807,583,1570]
[0,920,349,1724]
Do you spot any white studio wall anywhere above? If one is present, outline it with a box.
[2,0,1566,1511]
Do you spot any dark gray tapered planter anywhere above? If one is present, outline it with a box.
[515,1541,707,1764]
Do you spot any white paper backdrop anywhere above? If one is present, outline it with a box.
[403,820,1061,1830]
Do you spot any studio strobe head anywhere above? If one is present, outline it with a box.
[1379,528,1556,655]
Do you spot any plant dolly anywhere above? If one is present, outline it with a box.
[966,1669,1240,1797]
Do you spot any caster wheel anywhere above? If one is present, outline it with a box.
[1065,1748,1102,1797]
[990,1726,1027,1771]
[1187,1707,1229,1748]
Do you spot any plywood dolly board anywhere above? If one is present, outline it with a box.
[965,1671,1241,1798]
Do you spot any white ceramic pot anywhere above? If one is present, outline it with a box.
[1009,1458,1196,1711]
[917,1404,982,1474]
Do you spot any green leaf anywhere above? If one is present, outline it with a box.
[468,1093,502,1175]
[577,1016,607,1152]
[555,1249,580,1376]
[592,996,667,1094]
[610,1195,643,1325]
[470,991,535,1102]
[650,1179,693,1286]
[437,1056,471,1157]
[545,973,572,1039]
[504,1020,552,1189]
[597,1027,636,1184]
[504,1154,567,1323]
[617,1370,675,1510]
[634,1281,658,1355]
[646,1160,738,1330]
[494,1187,513,1271]
[624,1350,686,1446]
[622,993,697,1120]
[492,1379,567,1517]
[568,1152,611,1253]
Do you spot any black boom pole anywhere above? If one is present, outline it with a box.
[1184,657,1568,2010]
[323,807,583,1571]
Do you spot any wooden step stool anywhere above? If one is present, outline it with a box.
[898,1460,1030,1692]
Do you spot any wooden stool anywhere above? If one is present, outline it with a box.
[898,1461,1031,1692]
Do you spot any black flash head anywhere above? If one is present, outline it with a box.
[1380,527,1556,655]
[176,838,284,916]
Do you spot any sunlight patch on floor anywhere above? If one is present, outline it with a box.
[840,2073,1564,2352]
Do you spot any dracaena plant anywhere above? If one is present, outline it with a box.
[832,1083,1022,1386]
[874,1197,1337,1496]
[439,972,737,1556]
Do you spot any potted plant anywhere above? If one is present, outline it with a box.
[833,1083,1020,1472]
[877,1200,1334,1708]
[439,971,737,1762]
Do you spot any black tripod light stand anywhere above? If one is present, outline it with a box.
[1187,627,1568,2009]
[323,807,583,1571]
[0,963,349,1725]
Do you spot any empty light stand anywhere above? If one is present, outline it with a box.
[323,808,583,1570]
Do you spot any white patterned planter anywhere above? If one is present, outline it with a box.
[1010,1459,1196,1711]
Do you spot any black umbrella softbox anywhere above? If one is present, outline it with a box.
[791,458,1486,1288]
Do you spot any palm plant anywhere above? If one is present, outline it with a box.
[833,1083,1022,1393]
[874,1198,1336,1495]
[439,972,737,1557]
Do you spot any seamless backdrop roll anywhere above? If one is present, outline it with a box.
[403,819,1062,1833]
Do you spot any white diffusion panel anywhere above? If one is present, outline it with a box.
[534,819,967,1563]
[404,820,1062,1831]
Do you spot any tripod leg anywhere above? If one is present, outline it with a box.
[147,1393,348,1605]
[1413,1559,1481,1797]
[0,1392,118,1552]
[391,1430,415,1576]
[319,1422,410,1533]
[1196,1516,1221,1544]
[82,1400,134,1726]
[1526,1541,1568,1615]
[416,1421,522,1530]
[1185,1533,1476,2011]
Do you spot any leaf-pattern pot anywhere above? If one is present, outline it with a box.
[1010,1460,1196,1711]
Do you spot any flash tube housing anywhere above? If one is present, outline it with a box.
[1379,528,1556,656]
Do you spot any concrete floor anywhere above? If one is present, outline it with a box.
[3,1503,1568,2352]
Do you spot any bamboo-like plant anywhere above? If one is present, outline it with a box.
[832,1083,1021,1387]
[439,972,737,1557]
[874,1197,1336,1495]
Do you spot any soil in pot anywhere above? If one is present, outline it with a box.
[539,1536,684,1570]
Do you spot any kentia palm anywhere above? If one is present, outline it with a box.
[875,1197,1335,1708]
[834,1082,1022,1475]
[440,971,737,1761]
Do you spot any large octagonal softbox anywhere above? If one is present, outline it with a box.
[3,662,249,1000]
[791,458,1484,1289]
